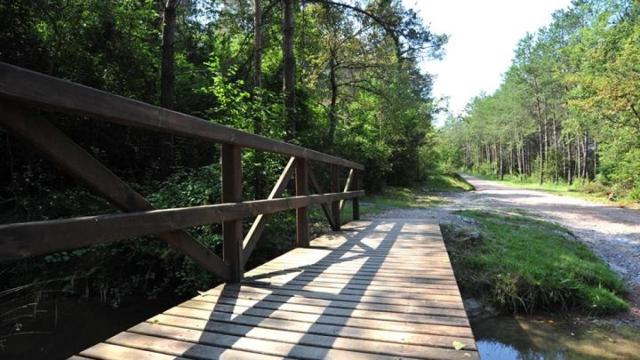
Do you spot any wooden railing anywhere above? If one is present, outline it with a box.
[0,62,364,282]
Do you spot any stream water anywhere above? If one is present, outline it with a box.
[472,315,640,359]
[0,297,181,359]
[3,297,640,359]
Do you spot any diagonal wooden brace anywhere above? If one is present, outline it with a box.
[242,157,295,266]
[339,168,355,211]
[308,166,337,230]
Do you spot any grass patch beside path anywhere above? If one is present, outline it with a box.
[350,173,474,218]
[442,210,628,315]
[423,173,475,192]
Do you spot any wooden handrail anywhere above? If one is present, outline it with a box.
[0,62,363,170]
[0,62,365,282]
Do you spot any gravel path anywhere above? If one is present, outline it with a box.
[374,175,640,319]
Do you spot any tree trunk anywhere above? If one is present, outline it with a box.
[253,0,264,199]
[282,0,296,139]
[159,0,179,177]
[593,139,598,180]
[253,0,263,90]
[538,125,544,184]
[552,116,558,183]
[161,0,178,109]
[327,49,338,147]
[567,139,573,185]
[499,142,504,180]
[582,133,588,180]
[576,138,581,183]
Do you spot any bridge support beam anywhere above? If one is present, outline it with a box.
[353,170,361,220]
[295,158,309,247]
[221,144,243,282]
[331,164,341,231]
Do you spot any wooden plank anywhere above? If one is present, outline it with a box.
[246,266,458,283]
[106,332,284,360]
[130,321,477,359]
[0,191,363,262]
[76,219,478,359]
[196,288,467,317]
[79,342,189,360]
[0,62,364,170]
[295,158,309,247]
[244,273,460,290]
[157,306,472,339]
[180,298,469,326]
[221,144,243,282]
[201,284,466,310]
[199,293,463,318]
[242,157,295,266]
[237,281,463,303]
[127,322,451,360]
[165,304,474,338]
[148,313,477,351]
[0,102,230,279]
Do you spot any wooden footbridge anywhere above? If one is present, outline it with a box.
[0,62,478,359]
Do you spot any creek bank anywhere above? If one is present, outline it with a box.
[440,210,629,315]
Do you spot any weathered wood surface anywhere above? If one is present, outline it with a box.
[77,219,478,360]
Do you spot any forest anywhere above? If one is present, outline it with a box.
[0,0,445,321]
[2,0,640,358]
[437,0,640,201]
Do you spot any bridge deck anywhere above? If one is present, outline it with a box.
[75,219,478,360]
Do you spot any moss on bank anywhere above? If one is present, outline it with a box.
[442,210,628,315]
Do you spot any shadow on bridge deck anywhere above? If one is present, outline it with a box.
[75,219,478,360]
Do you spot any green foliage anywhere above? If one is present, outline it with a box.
[443,210,628,314]
[0,0,446,312]
[439,0,640,201]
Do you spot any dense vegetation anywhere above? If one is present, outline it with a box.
[442,210,628,314]
[0,0,446,323]
[436,0,640,201]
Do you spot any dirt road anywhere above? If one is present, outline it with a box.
[457,175,640,287]
[376,175,640,319]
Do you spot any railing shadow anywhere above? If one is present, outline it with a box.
[149,219,410,357]
[118,218,474,358]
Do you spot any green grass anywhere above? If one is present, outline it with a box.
[349,173,474,218]
[442,210,628,315]
[423,173,476,192]
[470,173,639,209]
[358,186,445,215]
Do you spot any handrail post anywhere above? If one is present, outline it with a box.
[353,169,360,220]
[295,158,310,247]
[221,144,243,282]
[330,164,341,231]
